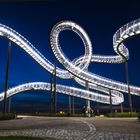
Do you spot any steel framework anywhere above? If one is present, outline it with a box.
[0,19,140,105]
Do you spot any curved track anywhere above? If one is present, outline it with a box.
[0,19,140,105]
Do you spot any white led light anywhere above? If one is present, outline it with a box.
[0,19,140,105]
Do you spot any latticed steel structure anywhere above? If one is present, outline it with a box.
[0,19,140,106]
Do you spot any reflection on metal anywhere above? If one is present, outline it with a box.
[0,19,140,106]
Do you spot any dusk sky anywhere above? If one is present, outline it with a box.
[0,0,140,112]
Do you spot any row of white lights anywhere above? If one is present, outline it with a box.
[0,19,139,105]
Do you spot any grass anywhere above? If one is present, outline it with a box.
[0,136,55,140]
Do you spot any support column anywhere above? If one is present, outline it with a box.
[86,81,90,117]
[72,96,75,114]
[3,42,11,114]
[50,72,53,113]
[125,61,133,113]
[109,89,113,116]
[72,79,75,114]
[53,64,57,114]
[68,95,71,115]
[97,101,100,115]
[120,103,123,113]
[7,97,11,113]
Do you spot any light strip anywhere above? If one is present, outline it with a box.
[0,19,140,105]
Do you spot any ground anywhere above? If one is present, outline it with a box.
[0,116,140,140]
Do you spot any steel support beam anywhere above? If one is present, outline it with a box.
[50,72,53,113]
[120,103,123,113]
[69,95,71,115]
[125,61,133,113]
[109,89,113,115]
[3,42,11,114]
[53,64,57,114]
[86,81,90,117]
[96,101,100,115]
[72,96,75,114]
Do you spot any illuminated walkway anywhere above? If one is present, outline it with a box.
[0,19,140,105]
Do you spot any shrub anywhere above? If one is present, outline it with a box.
[18,112,87,117]
[106,112,138,118]
[138,112,140,121]
[0,113,16,120]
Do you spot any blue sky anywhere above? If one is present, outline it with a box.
[0,0,140,112]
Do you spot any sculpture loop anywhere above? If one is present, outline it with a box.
[0,19,140,105]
